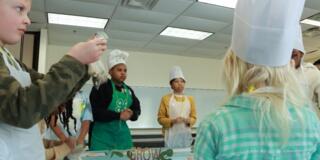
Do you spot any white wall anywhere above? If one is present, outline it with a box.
[38,29,48,73]
[46,44,225,90]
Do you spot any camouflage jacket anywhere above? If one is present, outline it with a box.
[0,51,90,128]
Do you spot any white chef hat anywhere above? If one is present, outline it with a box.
[169,66,185,81]
[231,0,305,67]
[294,25,305,54]
[107,49,129,70]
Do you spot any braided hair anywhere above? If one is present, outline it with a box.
[45,99,77,136]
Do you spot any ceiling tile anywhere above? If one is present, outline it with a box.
[183,2,234,23]
[301,23,317,31]
[141,48,183,56]
[107,19,164,34]
[47,24,100,44]
[31,0,45,11]
[150,36,200,46]
[71,0,119,5]
[302,7,320,19]
[206,33,231,44]
[194,41,228,50]
[219,24,233,34]
[108,30,154,41]
[145,43,188,52]
[28,23,47,32]
[46,0,116,18]
[152,0,194,14]
[112,7,176,25]
[29,10,47,23]
[31,0,320,60]
[108,39,147,49]
[305,0,320,11]
[48,29,90,46]
[171,16,229,33]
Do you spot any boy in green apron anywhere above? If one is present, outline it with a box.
[89,49,141,151]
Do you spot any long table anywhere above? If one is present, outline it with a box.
[78,147,193,160]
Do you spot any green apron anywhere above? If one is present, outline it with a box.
[90,81,133,150]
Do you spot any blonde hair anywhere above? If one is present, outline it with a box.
[223,50,308,143]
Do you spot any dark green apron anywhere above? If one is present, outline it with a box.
[90,81,133,150]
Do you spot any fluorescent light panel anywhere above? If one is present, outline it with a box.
[301,19,320,27]
[160,27,212,40]
[48,13,108,29]
[198,0,238,9]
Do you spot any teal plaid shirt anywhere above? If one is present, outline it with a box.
[194,95,320,160]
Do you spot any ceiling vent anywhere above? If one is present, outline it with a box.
[121,0,159,10]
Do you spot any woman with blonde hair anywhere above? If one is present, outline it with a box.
[194,0,320,159]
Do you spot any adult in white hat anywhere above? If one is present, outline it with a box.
[89,49,141,150]
[194,0,320,159]
[291,26,320,119]
[157,66,197,148]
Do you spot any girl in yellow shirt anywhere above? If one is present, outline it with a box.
[157,66,197,148]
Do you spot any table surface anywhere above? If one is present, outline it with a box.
[77,148,193,160]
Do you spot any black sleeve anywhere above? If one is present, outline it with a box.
[128,86,141,121]
[89,80,120,122]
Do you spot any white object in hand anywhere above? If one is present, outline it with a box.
[88,31,109,88]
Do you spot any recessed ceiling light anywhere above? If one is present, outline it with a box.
[160,27,213,40]
[198,0,238,9]
[301,19,320,27]
[48,13,108,29]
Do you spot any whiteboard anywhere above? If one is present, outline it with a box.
[81,84,226,129]
[127,86,226,128]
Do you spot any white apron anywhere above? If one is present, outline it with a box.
[0,47,44,160]
[165,94,193,148]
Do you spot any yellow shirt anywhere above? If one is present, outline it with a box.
[157,93,197,134]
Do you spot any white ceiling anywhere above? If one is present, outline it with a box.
[28,0,320,59]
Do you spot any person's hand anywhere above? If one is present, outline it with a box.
[68,37,107,64]
[124,108,133,117]
[53,143,72,160]
[172,117,184,124]
[176,117,184,123]
[183,118,191,126]
[65,137,76,151]
[76,138,84,145]
[120,110,132,121]
[72,144,86,154]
